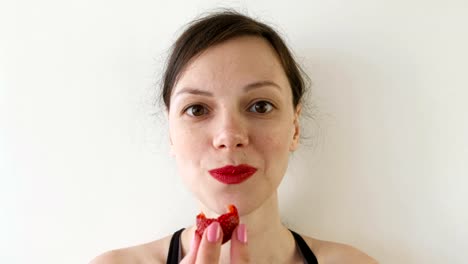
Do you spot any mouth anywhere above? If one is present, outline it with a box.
[208,164,257,184]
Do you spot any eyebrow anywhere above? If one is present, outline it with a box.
[174,80,281,98]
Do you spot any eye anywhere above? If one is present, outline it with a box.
[184,104,208,117]
[249,101,274,114]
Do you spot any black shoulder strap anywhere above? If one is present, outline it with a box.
[166,228,185,264]
[290,229,319,264]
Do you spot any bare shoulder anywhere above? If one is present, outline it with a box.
[88,234,174,264]
[300,235,378,264]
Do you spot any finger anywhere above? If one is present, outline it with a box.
[195,221,223,263]
[180,232,201,264]
[230,224,250,263]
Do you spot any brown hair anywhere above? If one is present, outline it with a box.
[161,10,310,111]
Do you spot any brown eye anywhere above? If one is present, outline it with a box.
[185,105,207,117]
[249,101,273,114]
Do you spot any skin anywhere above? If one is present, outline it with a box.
[90,36,378,264]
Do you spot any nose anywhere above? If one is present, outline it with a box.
[212,112,249,150]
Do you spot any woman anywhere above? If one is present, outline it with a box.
[91,10,377,264]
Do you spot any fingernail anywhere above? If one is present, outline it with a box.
[207,222,221,243]
[237,224,247,244]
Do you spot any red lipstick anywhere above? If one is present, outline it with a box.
[209,164,257,184]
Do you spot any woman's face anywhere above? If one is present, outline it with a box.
[167,36,301,216]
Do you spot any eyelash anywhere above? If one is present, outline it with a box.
[183,100,275,117]
[183,104,209,117]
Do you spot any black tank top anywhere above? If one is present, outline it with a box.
[166,228,318,264]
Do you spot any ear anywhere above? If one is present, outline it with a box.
[289,104,302,152]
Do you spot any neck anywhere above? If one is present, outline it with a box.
[181,192,300,263]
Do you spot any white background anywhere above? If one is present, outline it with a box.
[1,0,467,263]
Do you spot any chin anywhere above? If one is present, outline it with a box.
[199,191,267,217]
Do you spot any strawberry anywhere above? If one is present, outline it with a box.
[196,204,239,244]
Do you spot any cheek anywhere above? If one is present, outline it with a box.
[255,133,292,177]
[257,124,293,152]
[173,129,205,156]
[256,131,292,187]
[171,129,203,181]
[170,123,213,173]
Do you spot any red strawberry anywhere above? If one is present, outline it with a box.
[196,204,239,244]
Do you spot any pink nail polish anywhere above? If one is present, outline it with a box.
[237,224,247,243]
[207,222,220,243]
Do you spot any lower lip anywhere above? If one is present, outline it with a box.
[209,170,256,184]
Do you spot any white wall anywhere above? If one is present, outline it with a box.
[1,0,467,263]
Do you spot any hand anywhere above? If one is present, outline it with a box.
[180,222,250,263]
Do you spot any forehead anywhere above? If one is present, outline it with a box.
[173,36,289,93]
